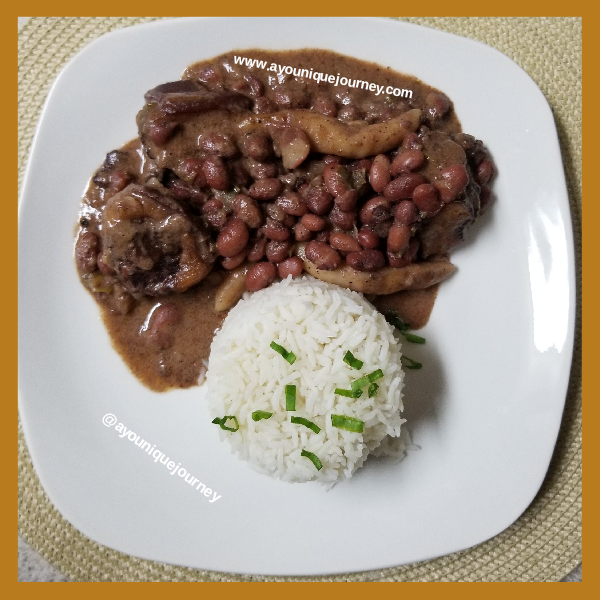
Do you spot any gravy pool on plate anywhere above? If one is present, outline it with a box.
[74,49,495,391]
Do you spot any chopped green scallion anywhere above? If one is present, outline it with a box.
[291,416,321,434]
[331,414,364,433]
[385,310,409,332]
[403,332,426,344]
[350,369,384,392]
[334,387,363,398]
[285,384,296,410]
[212,415,239,432]
[270,341,296,365]
[343,350,364,370]
[368,383,379,397]
[368,369,384,382]
[252,410,273,422]
[401,355,423,370]
[385,310,426,343]
[350,375,370,392]
[301,449,323,470]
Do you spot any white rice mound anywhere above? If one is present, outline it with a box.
[205,275,406,483]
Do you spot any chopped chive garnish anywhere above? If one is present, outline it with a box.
[252,410,273,422]
[343,350,363,370]
[301,449,323,470]
[212,415,239,432]
[285,384,296,410]
[334,387,363,398]
[401,355,423,370]
[331,414,364,433]
[368,383,379,397]
[368,369,384,382]
[270,341,296,365]
[291,416,321,434]
[350,369,384,392]
[403,332,426,344]
[385,310,409,332]
[385,310,426,343]
[350,375,370,392]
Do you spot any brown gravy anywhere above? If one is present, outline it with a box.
[77,49,490,392]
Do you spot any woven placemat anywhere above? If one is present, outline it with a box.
[18,17,582,582]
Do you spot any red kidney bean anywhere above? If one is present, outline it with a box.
[96,252,114,275]
[322,154,341,165]
[177,158,206,186]
[166,179,192,200]
[244,158,278,180]
[388,237,420,268]
[335,188,358,211]
[394,200,419,224]
[216,218,249,257]
[202,156,229,191]
[147,303,181,349]
[346,249,385,272]
[278,257,304,279]
[479,184,492,214]
[315,230,331,243]
[357,227,380,249]
[426,92,451,120]
[401,132,423,151]
[248,178,282,201]
[330,232,362,253]
[197,66,221,85]
[239,131,271,161]
[264,218,290,241]
[266,240,292,263]
[232,194,262,229]
[301,213,326,232]
[146,119,178,146]
[233,75,265,97]
[369,154,391,193]
[476,160,494,185]
[246,262,277,291]
[265,203,286,222]
[390,150,425,176]
[204,209,227,229]
[294,222,312,242]
[323,163,351,197]
[329,206,356,230]
[305,241,341,271]
[337,106,362,122]
[247,236,268,262]
[277,192,308,216]
[282,214,296,228]
[435,164,469,204]
[312,96,337,117]
[110,171,131,193]
[347,158,372,173]
[304,186,334,215]
[412,184,442,216]
[75,232,99,274]
[221,250,247,270]
[359,197,392,224]
[201,199,224,214]
[253,97,278,114]
[274,88,310,109]
[387,223,412,254]
[200,132,237,157]
[383,173,427,202]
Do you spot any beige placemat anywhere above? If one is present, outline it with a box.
[18,17,582,582]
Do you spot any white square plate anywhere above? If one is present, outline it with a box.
[18,17,575,576]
